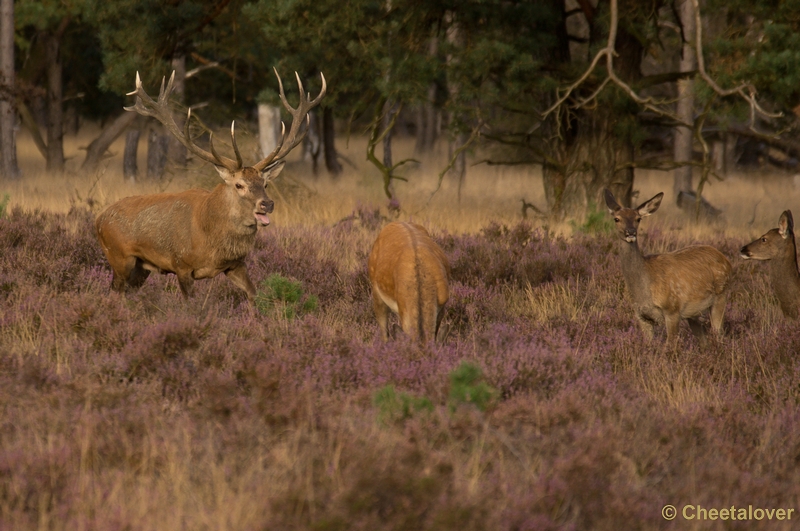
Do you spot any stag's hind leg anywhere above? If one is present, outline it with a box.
[127,258,150,288]
[109,255,149,292]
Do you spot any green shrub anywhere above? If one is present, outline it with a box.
[374,385,433,424]
[448,362,497,412]
[571,202,613,235]
[255,273,318,319]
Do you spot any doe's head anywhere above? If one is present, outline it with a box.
[740,210,795,261]
[604,189,663,243]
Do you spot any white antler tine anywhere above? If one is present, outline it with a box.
[126,72,141,96]
[295,71,305,100]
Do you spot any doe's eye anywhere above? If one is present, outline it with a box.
[762,237,768,242]
[614,218,620,222]
[235,183,244,190]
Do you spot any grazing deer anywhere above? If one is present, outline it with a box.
[604,189,732,346]
[95,69,325,302]
[740,210,800,318]
[368,222,450,342]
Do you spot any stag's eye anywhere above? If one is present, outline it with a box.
[235,183,244,190]
[614,218,620,222]
[635,217,641,222]
[762,237,768,242]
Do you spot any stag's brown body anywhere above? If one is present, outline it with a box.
[95,69,324,302]
[740,210,800,318]
[96,172,276,300]
[605,189,731,345]
[368,222,450,342]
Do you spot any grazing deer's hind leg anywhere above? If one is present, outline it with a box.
[372,290,391,341]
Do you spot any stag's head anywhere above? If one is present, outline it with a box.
[126,68,326,229]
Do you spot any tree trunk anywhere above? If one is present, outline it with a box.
[257,103,282,158]
[415,36,439,155]
[147,128,168,180]
[673,0,696,200]
[123,129,140,182]
[0,0,19,179]
[445,13,467,201]
[44,18,70,174]
[167,54,186,168]
[322,107,342,176]
[81,111,138,172]
[302,110,321,175]
[382,101,397,169]
[542,4,639,219]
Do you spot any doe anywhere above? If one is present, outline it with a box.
[604,189,732,346]
[368,222,450,342]
[740,210,800,318]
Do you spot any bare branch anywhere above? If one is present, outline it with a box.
[690,0,782,127]
[544,0,776,132]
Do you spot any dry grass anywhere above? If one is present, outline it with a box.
[7,126,800,240]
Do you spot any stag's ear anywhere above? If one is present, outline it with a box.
[261,160,285,184]
[779,210,794,238]
[636,192,664,217]
[604,189,621,213]
[215,165,236,184]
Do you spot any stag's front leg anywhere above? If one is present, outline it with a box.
[225,265,257,302]
[176,271,195,298]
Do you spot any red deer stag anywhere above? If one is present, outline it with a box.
[740,210,800,318]
[95,69,325,302]
[368,222,450,342]
[604,189,732,346]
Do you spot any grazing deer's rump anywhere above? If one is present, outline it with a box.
[95,69,325,302]
[368,222,450,342]
[740,210,800,318]
[604,189,732,346]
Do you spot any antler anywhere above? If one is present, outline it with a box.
[252,68,327,172]
[125,71,242,172]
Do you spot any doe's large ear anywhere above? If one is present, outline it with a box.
[779,210,794,238]
[636,192,664,217]
[604,188,621,213]
[261,160,285,184]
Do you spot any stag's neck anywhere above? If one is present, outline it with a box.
[618,239,652,303]
[200,185,257,262]
[769,238,800,318]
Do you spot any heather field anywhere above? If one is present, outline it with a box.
[3,132,800,530]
